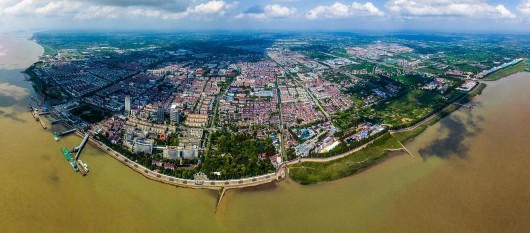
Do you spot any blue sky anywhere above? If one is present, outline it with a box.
[0,0,529,32]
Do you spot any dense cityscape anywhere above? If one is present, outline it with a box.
[25,32,530,182]
[3,0,530,231]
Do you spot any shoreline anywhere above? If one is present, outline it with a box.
[287,81,489,185]
[23,36,519,189]
[31,67,491,188]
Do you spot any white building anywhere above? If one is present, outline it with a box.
[133,138,154,154]
[170,104,180,124]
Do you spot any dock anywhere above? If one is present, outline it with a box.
[31,109,47,129]
[50,119,62,124]
[39,118,47,129]
[59,128,77,136]
[60,133,91,176]
[76,161,88,176]
[74,134,89,160]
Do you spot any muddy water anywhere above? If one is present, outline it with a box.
[218,73,530,232]
[2,34,530,232]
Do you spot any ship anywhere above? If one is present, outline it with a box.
[77,160,89,176]
[32,109,39,121]
[61,148,79,172]
[78,160,89,172]
[53,131,60,142]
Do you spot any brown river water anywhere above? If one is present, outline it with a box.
[1,35,530,232]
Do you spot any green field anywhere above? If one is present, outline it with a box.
[341,61,375,73]
[374,89,451,127]
[484,60,528,81]
[41,44,57,57]
[290,83,487,185]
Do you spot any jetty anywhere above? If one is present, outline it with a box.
[76,160,88,176]
[59,128,77,136]
[50,119,62,124]
[73,134,89,160]
[31,109,47,129]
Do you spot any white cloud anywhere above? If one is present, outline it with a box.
[0,83,29,101]
[236,4,297,19]
[306,1,384,20]
[3,0,35,15]
[191,0,237,16]
[386,0,516,19]
[518,0,530,16]
[0,0,237,20]
[74,5,120,19]
[35,1,82,16]
[126,1,238,20]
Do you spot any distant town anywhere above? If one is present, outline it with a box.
[25,32,530,182]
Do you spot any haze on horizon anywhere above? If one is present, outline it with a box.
[0,0,530,33]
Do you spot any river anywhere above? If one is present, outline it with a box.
[1,34,530,232]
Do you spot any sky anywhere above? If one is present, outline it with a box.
[0,0,530,33]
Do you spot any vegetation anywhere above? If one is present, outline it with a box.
[24,64,64,100]
[41,44,57,57]
[290,83,488,185]
[200,129,276,179]
[289,133,401,185]
[70,104,111,123]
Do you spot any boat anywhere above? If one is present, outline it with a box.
[69,161,79,172]
[60,148,78,172]
[53,131,60,141]
[61,148,73,161]
[32,109,39,121]
[78,160,89,173]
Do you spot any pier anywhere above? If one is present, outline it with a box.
[76,160,88,176]
[59,128,77,136]
[50,119,62,124]
[73,134,89,160]
[39,119,47,129]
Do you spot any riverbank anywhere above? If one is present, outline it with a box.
[483,59,528,81]
[82,131,286,190]
[20,34,521,189]
[288,82,488,185]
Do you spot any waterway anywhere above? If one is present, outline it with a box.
[1,34,530,232]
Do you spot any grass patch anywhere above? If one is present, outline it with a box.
[393,83,486,143]
[483,60,528,81]
[289,83,488,185]
[41,44,57,57]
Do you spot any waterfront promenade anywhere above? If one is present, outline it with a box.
[86,135,285,190]
[71,82,484,190]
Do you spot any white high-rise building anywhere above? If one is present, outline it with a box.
[124,95,131,116]
[170,104,180,124]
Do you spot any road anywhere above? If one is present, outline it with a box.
[89,136,286,190]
